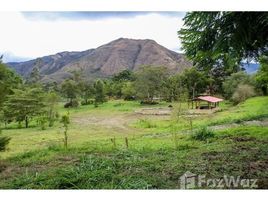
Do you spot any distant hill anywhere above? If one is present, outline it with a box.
[6,38,192,83]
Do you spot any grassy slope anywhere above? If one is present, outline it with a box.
[0,97,267,189]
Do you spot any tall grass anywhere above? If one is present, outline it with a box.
[191,127,215,141]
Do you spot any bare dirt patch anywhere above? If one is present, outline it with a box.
[71,113,143,134]
[135,108,172,115]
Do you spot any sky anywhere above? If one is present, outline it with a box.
[0,12,185,63]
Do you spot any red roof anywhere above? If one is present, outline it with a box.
[197,96,223,103]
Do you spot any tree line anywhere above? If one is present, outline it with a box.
[1,57,268,131]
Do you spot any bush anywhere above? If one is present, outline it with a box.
[231,84,255,105]
[37,116,48,130]
[81,99,94,106]
[223,71,252,99]
[64,100,79,108]
[0,129,10,152]
[191,127,215,141]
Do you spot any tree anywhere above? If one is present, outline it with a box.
[134,66,169,102]
[162,74,187,102]
[61,79,80,106]
[0,62,21,109]
[93,79,106,107]
[112,69,135,82]
[179,12,268,71]
[121,81,136,100]
[27,58,42,84]
[104,70,136,99]
[45,92,60,127]
[223,71,253,99]
[110,81,124,98]
[80,81,94,105]
[255,56,268,95]
[180,68,207,99]
[3,88,46,128]
[102,80,113,99]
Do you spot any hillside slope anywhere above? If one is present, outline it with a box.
[7,38,191,82]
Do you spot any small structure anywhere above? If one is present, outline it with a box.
[191,95,224,109]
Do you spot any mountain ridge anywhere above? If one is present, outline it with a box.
[6,38,192,82]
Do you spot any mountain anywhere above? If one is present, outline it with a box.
[6,38,192,82]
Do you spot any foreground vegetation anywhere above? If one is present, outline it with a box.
[0,97,267,189]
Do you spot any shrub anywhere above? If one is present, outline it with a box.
[61,113,70,149]
[191,127,215,141]
[64,100,79,108]
[138,119,156,128]
[0,129,10,152]
[231,84,255,105]
[37,116,48,130]
[223,71,252,99]
[81,99,94,106]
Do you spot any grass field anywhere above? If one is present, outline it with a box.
[0,96,267,189]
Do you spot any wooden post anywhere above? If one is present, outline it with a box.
[111,137,116,149]
[125,137,129,149]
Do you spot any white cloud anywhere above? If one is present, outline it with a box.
[0,12,184,62]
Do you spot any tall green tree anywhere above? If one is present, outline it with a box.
[93,79,106,107]
[45,91,60,127]
[105,70,136,99]
[3,88,46,128]
[255,56,268,95]
[80,81,94,105]
[27,58,42,84]
[0,62,21,109]
[121,81,136,100]
[162,74,187,102]
[181,68,207,99]
[61,79,80,104]
[179,12,268,71]
[134,66,169,102]
[112,69,135,82]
